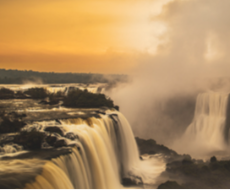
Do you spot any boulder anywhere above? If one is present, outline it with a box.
[210,156,217,163]
[45,135,58,146]
[54,139,67,148]
[122,176,143,186]
[44,126,64,136]
[65,132,78,140]
[14,130,45,150]
[158,181,183,189]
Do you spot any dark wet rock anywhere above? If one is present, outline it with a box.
[122,176,143,186]
[122,178,137,186]
[210,156,217,163]
[114,105,119,111]
[44,126,64,136]
[158,181,184,189]
[135,137,177,157]
[65,132,78,140]
[1,147,72,160]
[45,135,58,146]
[0,112,26,134]
[55,119,62,124]
[54,139,67,148]
[182,158,193,165]
[0,133,17,146]
[0,88,14,99]
[15,91,28,99]
[95,110,106,115]
[14,129,45,150]
[24,88,49,99]
[38,100,49,105]
[164,158,230,188]
[135,137,194,163]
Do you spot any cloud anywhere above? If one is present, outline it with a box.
[108,0,230,147]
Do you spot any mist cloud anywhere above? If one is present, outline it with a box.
[108,0,230,147]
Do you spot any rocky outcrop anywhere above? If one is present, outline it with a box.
[44,126,64,136]
[158,180,184,189]
[14,129,45,150]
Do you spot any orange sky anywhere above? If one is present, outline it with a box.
[0,0,170,73]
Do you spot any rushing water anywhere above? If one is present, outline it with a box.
[0,109,165,189]
[173,91,230,158]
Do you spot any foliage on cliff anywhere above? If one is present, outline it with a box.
[24,88,49,99]
[63,89,114,108]
[0,69,127,84]
[0,111,26,134]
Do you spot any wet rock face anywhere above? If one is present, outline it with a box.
[158,181,184,189]
[0,111,27,134]
[14,130,45,150]
[122,177,143,187]
[45,135,58,146]
[44,126,64,136]
[135,137,178,157]
[65,132,78,140]
[54,139,67,148]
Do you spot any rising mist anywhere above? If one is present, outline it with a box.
[108,0,230,157]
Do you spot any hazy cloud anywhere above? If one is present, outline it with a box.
[109,0,230,147]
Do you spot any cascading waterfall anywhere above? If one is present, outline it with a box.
[0,110,165,189]
[173,91,230,156]
[24,110,142,189]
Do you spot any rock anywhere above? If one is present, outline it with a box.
[54,139,67,148]
[182,158,193,165]
[65,132,78,140]
[122,178,138,186]
[158,181,183,189]
[38,100,49,105]
[45,135,58,146]
[44,126,64,136]
[14,130,45,150]
[114,105,119,111]
[210,156,217,163]
[122,175,143,186]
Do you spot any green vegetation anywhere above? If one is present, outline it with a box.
[63,89,114,108]
[0,69,127,84]
[24,87,49,99]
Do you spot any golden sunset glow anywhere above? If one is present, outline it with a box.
[0,0,170,73]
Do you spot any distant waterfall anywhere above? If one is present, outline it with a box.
[24,110,141,189]
[174,92,230,156]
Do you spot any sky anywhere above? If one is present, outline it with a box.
[0,0,170,73]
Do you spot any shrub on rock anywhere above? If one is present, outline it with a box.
[24,88,49,99]
[63,89,114,108]
[14,129,45,150]
[0,88,14,99]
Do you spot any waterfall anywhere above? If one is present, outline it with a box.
[23,110,141,188]
[173,91,230,156]
[0,110,166,188]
